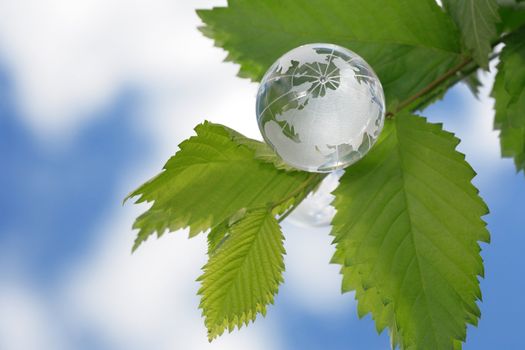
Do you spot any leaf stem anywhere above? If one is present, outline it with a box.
[411,51,500,111]
[277,200,301,223]
[385,25,524,118]
[385,57,473,118]
[272,173,325,221]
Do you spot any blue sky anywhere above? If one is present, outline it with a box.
[0,1,524,349]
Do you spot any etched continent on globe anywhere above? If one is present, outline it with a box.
[256,43,385,172]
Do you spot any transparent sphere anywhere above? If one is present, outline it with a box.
[256,43,385,173]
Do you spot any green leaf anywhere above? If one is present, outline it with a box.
[497,0,525,33]
[331,113,489,349]
[206,207,247,255]
[220,125,297,172]
[443,0,500,68]
[492,27,525,173]
[464,70,482,99]
[126,121,319,251]
[198,208,285,340]
[197,0,462,109]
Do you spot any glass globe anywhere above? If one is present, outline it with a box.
[256,43,385,173]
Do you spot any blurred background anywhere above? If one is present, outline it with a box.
[0,1,524,349]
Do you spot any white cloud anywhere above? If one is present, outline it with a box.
[282,222,356,316]
[0,0,260,144]
[0,283,66,350]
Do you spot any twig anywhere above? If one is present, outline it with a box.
[385,57,473,118]
[385,25,524,118]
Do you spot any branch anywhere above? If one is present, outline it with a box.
[274,173,324,223]
[385,25,524,118]
[385,57,473,118]
[412,52,500,111]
